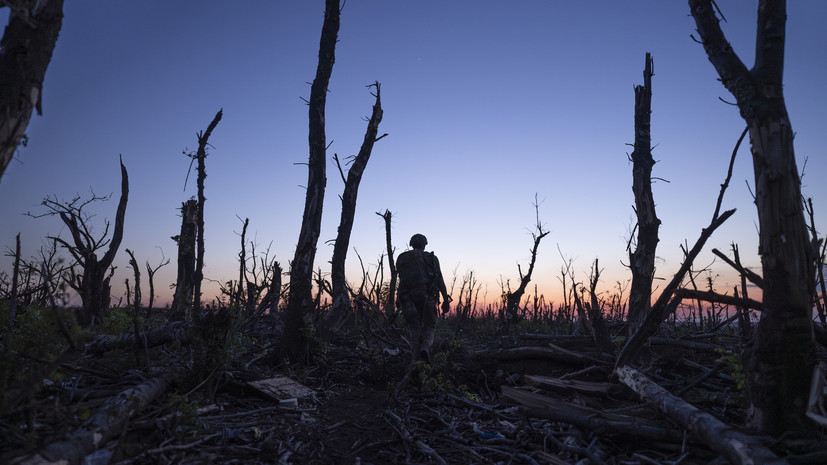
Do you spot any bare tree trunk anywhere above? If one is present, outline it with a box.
[626,52,660,338]
[0,0,64,182]
[57,159,128,326]
[171,199,197,320]
[586,259,615,356]
[377,209,397,314]
[125,248,144,366]
[8,233,21,328]
[690,0,816,434]
[193,109,223,319]
[145,253,169,314]
[283,0,339,362]
[506,197,548,323]
[237,217,249,308]
[330,83,385,316]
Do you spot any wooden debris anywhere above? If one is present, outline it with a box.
[246,375,315,401]
[523,374,632,399]
[615,365,786,465]
[19,371,175,465]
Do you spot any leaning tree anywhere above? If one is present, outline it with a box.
[0,0,64,183]
[689,0,816,434]
[282,0,340,362]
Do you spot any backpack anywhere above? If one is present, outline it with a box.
[396,249,435,308]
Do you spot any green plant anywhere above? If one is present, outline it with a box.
[715,348,745,390]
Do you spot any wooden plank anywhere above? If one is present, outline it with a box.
[247,376,315,400]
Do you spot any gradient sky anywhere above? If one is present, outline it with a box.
[1,1,825,308]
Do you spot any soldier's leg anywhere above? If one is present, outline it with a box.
[401,300,422,362]
[418,302,439,363]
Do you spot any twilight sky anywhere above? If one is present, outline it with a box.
[1,1,825,308]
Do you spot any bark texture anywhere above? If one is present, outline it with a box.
[171,199,197,320]
[283,0,339,362]
[193,109,223,317]
[616,366,786,465]
[626,52,660,338]
[0,0,64,182]
[689,0,816,434]
[330,83,384,315]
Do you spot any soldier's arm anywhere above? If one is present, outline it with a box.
[432,255,450,300]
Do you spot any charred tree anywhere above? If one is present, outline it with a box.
[377,209,397,314]
[41,158,129,327]
[7,233,21,328]
[690,0,816,434]
[236,217,250,309]
[330,82,385,317]
[145,251,169,313]
[505,196,549,323]
[626,52,660,339]
[0,0,63,183]
[586,259,615,356]
[171,199,197,320]
[283,0,339,362]
[191,109,222,319]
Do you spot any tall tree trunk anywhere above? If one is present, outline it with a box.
[193,109,222,319]
[330,83,384,315]
[283,0,339,362]
[689,0,815,434]
[626,52,660,338]
[0,0,64,183]
[171,199,197,320]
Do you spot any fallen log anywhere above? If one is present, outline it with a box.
[501,385,681,443]
[523,374,633,399]
[19,371,176,465]
[84,320,192,355]
[615,365,786,465]
[476,346,606,367]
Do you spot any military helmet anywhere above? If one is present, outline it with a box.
[410,233,428,249]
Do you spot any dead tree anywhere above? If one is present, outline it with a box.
[236,217,250,309]
[626,52,660,338]
[690,0,816,434]
[283,0,339,362]
[190,109,222,319]
[330,82,386,317]
[0,0,64,183]
[144,250,169,312]
[585,259,615,356]
[7,233,21,328]
[505,196,549,323]
[377,209,397,314]
[171,199,197,320]
[36,158,129,327]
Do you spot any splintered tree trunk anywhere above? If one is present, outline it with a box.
[0,0,64,182]
[690,0,815,433]
[330,83,384,315]
[171,199,198,320]
[378,209,397,314]
[626,52,660,338]
[193,109,223,318]
[283,0,339,362]
[506,229,549,322]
